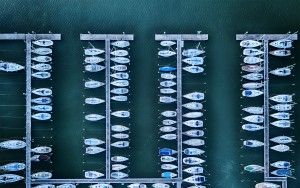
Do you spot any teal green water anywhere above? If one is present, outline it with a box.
[0,0,299,187]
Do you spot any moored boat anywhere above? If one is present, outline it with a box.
[242,106,263,114]
[111,111,130,118]
[183,157,205,165]
[183,112,203,118]
[159,148,177,156]
[32,56,52,63]
[183,175,206,184]
[111,141,129,148]
[0,61,24,72]
[161,156,176,163]
[183,148,205,156]
[242,124,264,131]
[32,72,51,79]
[243,48,264,56]
[111,40,130,48]
[161,110,176,117]
[0,174,24,183]
[160,126,176,133]
[242,89,263,97]
[111,125,129,132]
[84,56,104,64]
[31,146,52,154]
[242,65,263,72]
[111,50,128,57]
[160,88,176,94]
[111,95,128,102]
[270,94,293,103]
[111,80,129,87]
[85,114,105,121]
[84,48,104,56]
[0,163,25,172]
[85,171,104,179]
[242,82,263,89]
[159,66,176,72]
[84,138,105,146]
[89,184,112,188]
[242,73,263,81]
[183,120,203,128]
[158,50,176,57]
[161,172,177,179]
[271,104,293,112]
[182,57,204,65]
[32,47,52,55]
[243,56,263,64]
[32,171,52,179]
[183,130,204,137]
[31,105,52,112]
[152,183,170,188]
[240,40,262,48]
[271,161,291,169]
[32,97,52,104]
[183,166,204,174]
[112,133,129,139]
[85,146,105,154]
[255,182,280,188]
[244,164,264,173]
[270,67,292,76]
[32,88,52,96]
[85,97,105,105]
[112,164,127,171]
[271,169,292,177]
[111,156,128,162]
[270,39,292,48]
[161,164,177,170]
[32,63,52,71]
[270,112,290,120]
[32,113,51,120]
[159,96,176,103]
[183,139,205,146]
[184,92,205,101]
[111,72,129,79]
[162,119,176,125]
[111,57,130,64]
[111,65,127,71]
[111,172,128,179]
[0,140,26,149]
[161,73,176,80]
[111,88,129,95]
[243,115,264,123]
[84,80,104,88]
[269,49,291,56]
[182,49,204,57]
[271,120,291,128]
[270,136,293,144]
[183,66,204,74]
[183,102,203,110]
[271,144,290,152]
[160,40,176,47]
[160,134,177,140]
[85,64,105,72]
[33,39,53,47]
[243,140,264,147]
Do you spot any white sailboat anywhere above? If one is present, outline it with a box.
[111,172,128,179]
[31,146,52,154]
[161,110,177,117]
[242,106,263,114]
[269,49,291,56]
[270,112,290,120]
[0,140,26,149]
[84,48,104,56]
[89,184,112,188]
[0,163,25,172]
[32,171,52,179]
[84,56,104,64]
[32,56,52,63]
[182,49,204,57]
[32,63,52,71]
[270,161,291,169]
[85,114,105,121]
[160,88,176,94]
[112,164,127,171]
[243,56,263,64]
[32,97,52,105]
[255,182,280,188]
[242,73,263,81]
[111,57,130,64]
[161,73,176,80]
[183,112,203,118]
[111,65,127,71]
[32,72,51,79]
[111,50,128,57]
[111,95,128,102]
[160,126,176,133]
[183,157,205,165]
[111,141,129,148]
[183,120,203,128]
[162,119,176,125]
[243,48,264,56]
[160,156,176,163]
[85,146,105,154]
[111,125,129,132]
[111,40,130,48]
[85,64,105,72]
[112,133,129,139]
[183,102,203,110]
[243,115,264,123]
[270,144,290,152]
[159,96,176,103]
[160,41,176,47]
[269,39,292,48]
[84,138,105,146]
[111,156,128,162]
[184,92,205,101]
[33,39,53,47]
[183,66,204,73]
[243,140,264,147]
[85,171,104,179]
[183,148,205,156]
[271,120,291,128]
[242,65,263,72]
[182,57,204,65]
[242,82,263,89]
[160,134,177,140]
[111,111,130,118]
[158,50,176,57]
[160,80,176,87]
[152,183,170,188]
[31,105,52,112]
[111,80,129,87]
[32,88,52,96]
[242,89,263,97]
[240,40,262,48]
[111,88,129,95]
[32,47,52,55]
[270,67,292,76]
[32,113,51,120]
[242,124,264,131]
[111,72,129,79]
[270,136,293,144]
[85,97,105,105]
[0,174,24,183]
[183,130,204,137]
[270,94,293,103]
[56,184,76,188]
[0,61,24,72]
[183,139,205,146]
[183,166,204,174]
[271,104,293,111]
[33,184,55,188]
[84,80,104,88]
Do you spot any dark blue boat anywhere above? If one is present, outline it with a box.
[271,169,292,177]
[159,148,177,156]
[159,66,176,72]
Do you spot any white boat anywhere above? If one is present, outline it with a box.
[242,82,263,89]
[111,65,127,71]
[270,94,293,103]
[183,130,204,137]
[0,61,24,72]
[160,40,176,47]
[85,97,105,105]
[0,163,25,172]
[31,146,52,154]
[242,89,263,97]
[242,65,263,72]
[183,112,203,118]
[240,40,262,48]
[183,157,205,165]
[89,184,112,188]
[183,148,205,156]
[158,50,176,57]
[243,56,263,64]
[255,182,280,188]
[270,144,290,152]
[84,48,104,56]
[111,141,129,148]
[160,126,176,133]
[242,106,263,114]
[271,161,291,169]
[244,164,264,172]
[111,156,128,162]
[242,124,264,131]
[159,96,176,103]
[85,64,105,72]
[84,138,105,146]
[183,166,204,174]
[162,119,176,125]
[161,110,177,117]
[32,113,51,120]
[269,49,291,56]
[128,183,146,188]
[243,115,264,123]
[183,139,205,146]
[112,133,129,139]
[152,183,170,188]
[111,50,128,57]
[85,80,104,88]
[85,146,105,154]
[271,120,291,128]
[243,140,264,147]
[184,92,204,101]
[32,97,52,105]
[161,156,176,163]
[111,125,129,132]
[0,174,24,183]
[160,134,177,140]
[111,95,128,102]
[183,120,203,128]
[111,172,128,179]
[56,184,76,188]
[183,102,203,110]
[32,56,52,63]
[32,88,52,96]
[183,66,204,73]
[32,71,51,79]
[160,88,176,94]
[111,88,129,95]
[32,105,52,112]
[111,57,130,64]
[85,114,105,121]
[32,47,52,55]
[160,80,176,87]
[111,80,129,87]
[184,175,206,184]
[0,140,26,149]
[271,104,293,111]
[270,67,292,76]
[270,136,293,144]
[111,72,129,79]
[85,171,104,179]
[182,49,204,57]
[161,164,177,170]
[33,39,53,47]
[269,39,292,48]
[111,40,130,48]
[112,164,127,171]
[32,172,52,179]
[243,48,264,56]
[32,63,52,71]
[111,111,130,118]
[270,112,290,120]
[242,73,263,81]
[33,184,55,188]
[182,57,204,65]
[84,56,104,64]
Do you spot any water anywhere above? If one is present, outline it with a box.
[0,0,300,187]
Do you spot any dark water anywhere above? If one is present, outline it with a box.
[0,0,299,187]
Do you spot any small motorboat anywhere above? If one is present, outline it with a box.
[270,136,293,144]
[242,73,263,81]
[111,141,129,148]
[32,97,52,105]
[111,65,127,71]
[32,171,52,179]
[183,166,203,174]
[111,95,128,102]
[160,88,176,94]
[270,94,293,103]
[242,65,263,73]
[33,184,55,188]
[271,104,293,111]
[161,172,177,179]
[242,89,263,97]
[128,183,147,188]
[242,82,263,89]
[159,96,176,103]
[84,138,105,146]
[243,140,264,147]
[182,49,205,57]
[111,125,129,132]
[183,157,205,165]
[255,182,280,188]
[271,120,291,128]
[183,130,204,137]
[33,39,53,47]
[85,114,105,121]
[111,57,130,64]
[84,80,104,89]
[183,139,204,146]
[240,40,262,48]
[32,63,52,71]
[32,47,52,55]
[84,56,104,64]
[112,164,127,171]
[243,48,264,56]
[31,155,51,162]
[183,102,203,110]
[112,133,129,139]
[183,148,205,156]
[160,126,176,133]
[89,184,112,188]
[158,50,176,57]
[111,172,128,179]
[183,66,204,73]
[85,64,105,72]
[243,56,263,64]
[161,156,176,163]
[152,183,170,188]
[162,119,176,125]
[271,161,291,169]
[85,146,105,154]
[242,124,264,131]
[182,57,204,65]
[159,148,177,156]
[160,80,176,87]
[159,66,176,72]
[242,106,263,114]
[183,175,206,184]
[161,164,177,170]
[160,40,176,47]
[270,112,290,120]
[160,134,177,140]
[111,111,130,118]
[85,97,105,105]
[183,120,203,128]
[32,113,51,120]
[31,146,52,154]
[111,72,129,79]
[183,112,203,118]
[84,48,104,56]
[271,144,290,152]
[111,88,129,95]
[244,164,264,173]
[269,39,292,48]
[32,56,52,63]
[32,105,52,112]
[161,73,176,80]
[269,49,291,56]
[111,40,130,48]
[161,110,177,117]
[111,50,128,57]
[0,61,24,72]
[0,163,25,172]
[243,115,264,123]
[85,171,104,179]
[111,80,129,87]
[32,71,51,79]
[32,88,52,96]
[184,92,205,101]
[0,174,24,183]
[56,184,76,188]
[271,169,292,177]
[270,67,292,76]
[111,156,128,162]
